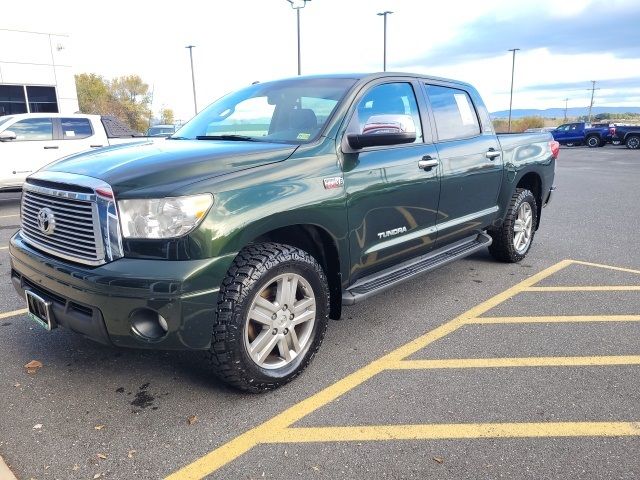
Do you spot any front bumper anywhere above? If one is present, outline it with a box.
[10,232,236,350]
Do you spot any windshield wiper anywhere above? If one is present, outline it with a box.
[196,135,260,142]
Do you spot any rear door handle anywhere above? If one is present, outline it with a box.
[486,148,501,160]
[43,146,59,150]
[90,144,104,148]
[418,155,439,170]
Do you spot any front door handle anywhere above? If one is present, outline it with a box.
[486,148,501,160]
[418,155,439,170]
[43,146,59,150]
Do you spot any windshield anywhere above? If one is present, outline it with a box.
[174,77,357,143]
[148,126,175,136]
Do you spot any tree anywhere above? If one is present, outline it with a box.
[75,73,152,133]
[110,75,152,133]
[159,108,175,125]
[75,73,110,114]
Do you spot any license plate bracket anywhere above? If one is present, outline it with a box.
[25,290,56,331]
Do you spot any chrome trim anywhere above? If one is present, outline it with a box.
[22,182,96,202]
[365,206,499,255]
[21,172,124,266]
[436,205,499,232]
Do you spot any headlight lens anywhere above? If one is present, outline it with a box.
[118,194,213,239]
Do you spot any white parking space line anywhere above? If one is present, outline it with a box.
[0,214,19,218]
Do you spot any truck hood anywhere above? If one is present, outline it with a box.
[44,139,297,196]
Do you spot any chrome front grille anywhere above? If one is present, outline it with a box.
[21,188,103,264]
[20,173,123,266]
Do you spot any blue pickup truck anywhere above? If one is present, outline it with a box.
[551,122,610,148]
[609,125,640,149]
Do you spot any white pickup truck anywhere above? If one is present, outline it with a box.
[0,113,149,191]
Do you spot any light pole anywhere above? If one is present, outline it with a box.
[563,98,569,122]
[185,45,198,116]
[377,11,393,72]
[286,0,311,76]
[507,48,520,133]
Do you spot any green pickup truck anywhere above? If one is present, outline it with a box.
[10,73,557,391]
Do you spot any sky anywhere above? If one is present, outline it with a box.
[3,0,640,122]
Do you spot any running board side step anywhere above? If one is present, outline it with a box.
[342,232,492,305]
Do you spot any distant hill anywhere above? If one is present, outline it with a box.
[491,106,640,119]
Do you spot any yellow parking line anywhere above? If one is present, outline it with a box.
[273,421,640,443]
[166,259,574,480]
[570,260,640,275]
[0,309,27,320]
[468,315,640,324]
[390,355,640,370]
[525,286,640,292]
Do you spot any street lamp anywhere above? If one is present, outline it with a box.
[185,45,198,116]
[377,11,393,72]
[286,0,312,76]
[507,48,520,133]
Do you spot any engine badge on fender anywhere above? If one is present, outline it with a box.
[323,176,344,189]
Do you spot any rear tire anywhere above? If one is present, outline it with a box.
[205,243,329,392]
[626,135,640,150]
[488,188,537,263]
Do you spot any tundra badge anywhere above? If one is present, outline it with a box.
[377,227,407,239]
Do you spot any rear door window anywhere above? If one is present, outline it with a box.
[61,118,93,139]
[425,85,480,141]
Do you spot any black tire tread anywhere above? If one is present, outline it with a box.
[204,242,329,392]
[488,188,537,263]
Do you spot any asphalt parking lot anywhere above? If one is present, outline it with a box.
[1,145,639,480]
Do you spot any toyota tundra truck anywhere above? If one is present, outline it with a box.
[9,73,558,392]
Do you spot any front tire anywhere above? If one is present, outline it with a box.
[206,243,329,392]
[586,135,601,148]
[626,135,640,150]
[488,188,538,263]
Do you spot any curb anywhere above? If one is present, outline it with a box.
[0,454,17,480]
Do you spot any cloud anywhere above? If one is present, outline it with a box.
[521,77,640,92]
[398,1,640,67]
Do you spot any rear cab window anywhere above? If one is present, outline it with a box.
[425,84,480,141]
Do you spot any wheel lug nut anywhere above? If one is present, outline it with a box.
[283,304,288,310]
[283,328,289,335]
[289,314,294,320]
[272,328,278,335]
[271,314,277,320]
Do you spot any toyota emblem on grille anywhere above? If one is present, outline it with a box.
[37,207,56,235]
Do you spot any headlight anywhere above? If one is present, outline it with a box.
[118,194,213,239]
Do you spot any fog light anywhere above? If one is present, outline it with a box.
[130,308,168,341]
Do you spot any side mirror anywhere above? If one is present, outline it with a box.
[0,130,17,141]
[347,114,416,150]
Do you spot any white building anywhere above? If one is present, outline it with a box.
[0,28,78,116]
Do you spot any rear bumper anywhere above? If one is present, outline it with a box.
[9,232,236,350]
